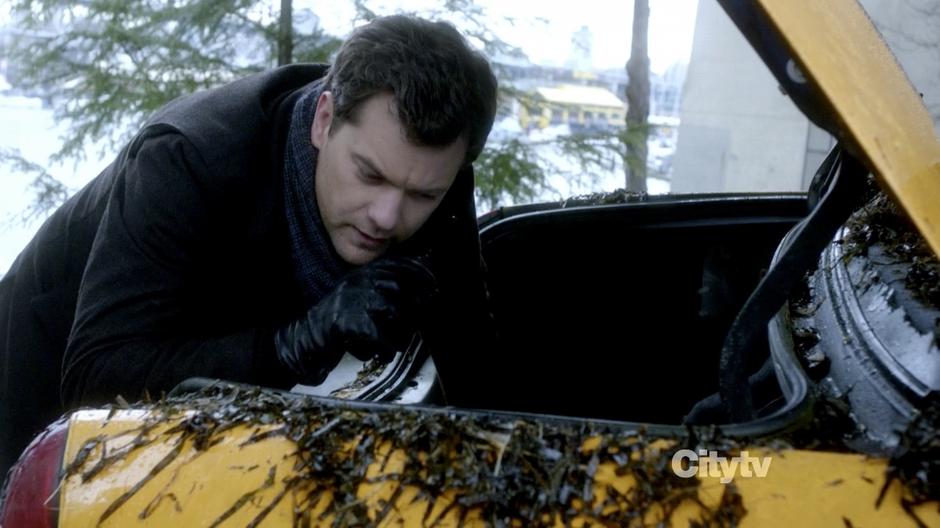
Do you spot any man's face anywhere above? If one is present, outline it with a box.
[311,91,466,266]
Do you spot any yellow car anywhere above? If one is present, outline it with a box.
[2,0,939,526]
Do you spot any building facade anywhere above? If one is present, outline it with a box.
[672,0,940,193]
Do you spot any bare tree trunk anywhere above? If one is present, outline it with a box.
[625,0,650,193]
[278,0,293,66]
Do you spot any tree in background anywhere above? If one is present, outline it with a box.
[2,0,648,219]
[624,0,650,193]
[1,0,341,223]
[3,0,560,218]
[4,0,339,163]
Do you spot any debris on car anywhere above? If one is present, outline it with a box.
[56,384,754,527]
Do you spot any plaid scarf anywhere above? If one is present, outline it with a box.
[283,80,349,306]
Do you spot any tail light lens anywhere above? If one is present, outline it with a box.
[0,417,68,528]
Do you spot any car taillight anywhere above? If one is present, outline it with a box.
[0,417,68,528]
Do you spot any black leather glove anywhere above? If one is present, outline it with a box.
[274,256,437,385]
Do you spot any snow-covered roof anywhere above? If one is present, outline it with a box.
[534,85,625,109]
[649,115,680,127]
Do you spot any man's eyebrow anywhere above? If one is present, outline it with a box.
[352,153,386,180]
[351,152,449,195]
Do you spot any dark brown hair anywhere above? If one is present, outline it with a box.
[323,15,497,165]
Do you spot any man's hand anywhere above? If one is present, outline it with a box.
[274,256,437,385]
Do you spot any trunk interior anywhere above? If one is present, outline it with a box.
[446,194,808,425]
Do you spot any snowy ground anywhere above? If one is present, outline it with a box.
[0,78,673,275]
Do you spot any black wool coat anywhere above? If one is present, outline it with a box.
[0,64,493,477]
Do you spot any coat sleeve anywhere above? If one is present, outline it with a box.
[413,168,499,405]
[61,126,291,408]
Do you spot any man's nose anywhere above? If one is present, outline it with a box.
[368,190,403,233]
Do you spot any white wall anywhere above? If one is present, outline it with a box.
[673,0,940,193]
[671,0,809,193]
[860,0,940,133]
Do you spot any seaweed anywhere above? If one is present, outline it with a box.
[843,192,940,309]
[64,385,749,527]
[60,362,936,526]
[561,188,648,208]
[877,398,940,528]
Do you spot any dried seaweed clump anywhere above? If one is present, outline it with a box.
[64,384,750,527]
[878,398,940,528]
[561,189,648,208]
[843,192,940,308]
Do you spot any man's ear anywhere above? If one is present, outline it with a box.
[311,91,334,149]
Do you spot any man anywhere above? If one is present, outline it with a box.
[0,16,497,477]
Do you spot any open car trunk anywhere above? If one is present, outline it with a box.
[447,193,810,425]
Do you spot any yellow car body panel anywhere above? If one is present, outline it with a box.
[756,0,940,257]
[59,410,939,527]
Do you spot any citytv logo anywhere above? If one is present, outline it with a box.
[671,449,772,484]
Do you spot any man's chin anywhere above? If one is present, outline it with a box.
[337,243,384,266]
